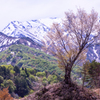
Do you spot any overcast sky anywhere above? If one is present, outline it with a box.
[0,0,100,30]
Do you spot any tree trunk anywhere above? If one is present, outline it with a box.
[64,65,72,84]
[82,74,86,90]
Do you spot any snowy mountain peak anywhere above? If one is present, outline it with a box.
[2,18,62,44]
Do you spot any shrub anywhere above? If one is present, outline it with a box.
[0,87,13,100]
[47,75,58,84]
[3,79,16,93]
[29,75,36,82]
[0,76,4,84]
[36,72,46,77]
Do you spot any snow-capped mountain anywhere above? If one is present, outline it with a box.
[0,32,18,51]
[2,18,62,44]
[1,17,100,62]
[0,18,61,52]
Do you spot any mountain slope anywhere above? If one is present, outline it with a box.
[0,44,62,75]
[0,32,41,52]
[0,32,18,51]
[87,44,100,62]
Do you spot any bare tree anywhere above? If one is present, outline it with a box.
[43,9,100,84]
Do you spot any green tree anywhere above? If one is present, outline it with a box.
[14,76,29,97]
[27,68,36,75]
[3,79,16,93]
[14,66,20,74]
[0,76,4,84]
[26,78,33,89]
[10,70,15,74]
[42,77,48,86]
[43,9,100,84]
[11,58,16,65]
[29,75,36,82]
[86,60,100,88]
[36,72,46,77]
[20,70,27,78]
[0,66,10,79]
[47,75,58,84]
[25,68,29,77]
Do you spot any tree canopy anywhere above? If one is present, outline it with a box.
[43,9,100,84]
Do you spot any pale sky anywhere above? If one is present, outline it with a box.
[0,0,100,30]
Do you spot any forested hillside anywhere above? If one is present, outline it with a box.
[0,44,63,75]
[0,44,84,99]
[0,64,64,98]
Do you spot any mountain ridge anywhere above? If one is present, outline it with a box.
[2,18,62,44]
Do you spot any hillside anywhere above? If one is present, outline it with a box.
[0,43,85,85]
[18,81,98,100]
[0,44,62,75]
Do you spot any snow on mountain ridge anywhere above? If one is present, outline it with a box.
[2,18,62,44]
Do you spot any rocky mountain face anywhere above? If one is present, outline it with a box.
[0,32,41,52]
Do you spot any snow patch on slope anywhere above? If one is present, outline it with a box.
[93,46,100,62]
[27,41,31,46]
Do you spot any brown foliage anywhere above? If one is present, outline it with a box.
[0,87,13,100]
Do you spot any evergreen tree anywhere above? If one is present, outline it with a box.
[14,76,29,97]
[25,68,29,77]
[14,66,20,74]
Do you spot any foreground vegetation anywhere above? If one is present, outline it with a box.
[0,65,63,98]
